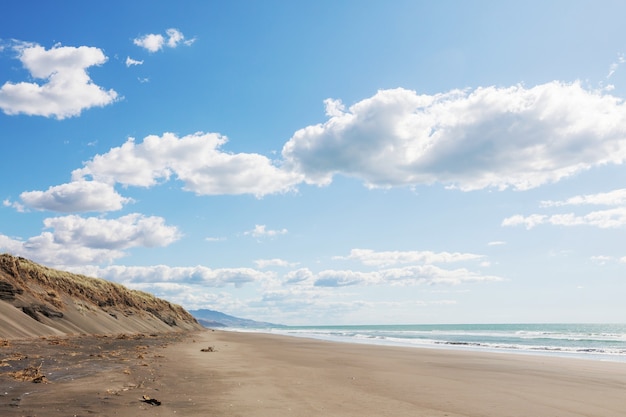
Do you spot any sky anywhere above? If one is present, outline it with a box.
[1,0,626,325]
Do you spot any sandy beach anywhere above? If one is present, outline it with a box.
[2,329,626,417]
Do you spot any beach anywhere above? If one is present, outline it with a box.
[2,329,626,417]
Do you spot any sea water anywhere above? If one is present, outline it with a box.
[232,323,626,362]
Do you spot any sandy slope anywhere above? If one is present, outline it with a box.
[0,254,201,338]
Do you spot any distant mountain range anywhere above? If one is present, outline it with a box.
[189,309,280,328]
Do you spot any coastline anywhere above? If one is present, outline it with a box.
[254,322,626,363]
[3,329,626,416]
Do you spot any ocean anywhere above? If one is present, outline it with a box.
[234,323,626,362]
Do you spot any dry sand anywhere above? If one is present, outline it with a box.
[2,329,626,417]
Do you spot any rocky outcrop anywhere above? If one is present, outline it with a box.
[0,281,22,301]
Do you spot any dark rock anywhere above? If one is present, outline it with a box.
[20,304,63,321]
[0,280,23,301]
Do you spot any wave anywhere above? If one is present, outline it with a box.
[245,323,626,362]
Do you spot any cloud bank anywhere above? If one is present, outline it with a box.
[60,248,500,316]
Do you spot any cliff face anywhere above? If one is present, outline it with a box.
[0,254,201,339]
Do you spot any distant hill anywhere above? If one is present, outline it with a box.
[189,309,280,328]
[0,254,202,339]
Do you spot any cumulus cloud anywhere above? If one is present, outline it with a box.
[540,188,626,207]
[282,83,626,191]
[503,208,626,229]
[133,33,165,52]
[591,255,613,265]
[0,232,126,266]
[0,213,180,266]
[501,214,548,229]
[335,248,483,267]
[57,79,626,200]
[3,199,25,212]
[313,265,502,287]
[505,187,626,229]
[19,181,131,212]
[133,28,193,52]
[125,56,143,67]
[72,132,302,197]
[255,258,299,269]
[74,264,274,288]
[244,225,288,238]
[0,42,118,118]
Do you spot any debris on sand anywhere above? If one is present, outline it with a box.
[9,363,48,383]
[200,346,215,352]
[141,395,162,406]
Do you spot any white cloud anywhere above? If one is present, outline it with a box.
[20,181,131,212]
[282,83,626,191]
[244,225,288,238]
[607,53,625,78]
[0,42,118,118]
[133,28,193,52]
[591,255,613,265]
[133,33,164,52]
[3,199,25,212]
[283,268,316,284]
[313,265,502,287]
[255,258,299,269]
[335,248,483,267]
[52,245,501,322]
[540,188,626,207]
[506,187,626,230]
[72,132,302,197]
[0,232,125,266]
[503,207,626,229]
[501,214,547,229]
[72,264,274,288]
[0,213,180,266]
[61,79,626,200]
[125,56,143,67]
[166,28,185,47]
[487,241,506,246]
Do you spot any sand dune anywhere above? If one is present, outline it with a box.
[0,254,202,338]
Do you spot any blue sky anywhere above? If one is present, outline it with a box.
[2,0,626,325]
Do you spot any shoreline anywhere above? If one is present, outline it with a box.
[234,323,626,364]
[3,329,626,416]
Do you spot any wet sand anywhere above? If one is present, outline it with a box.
[2,329,626,416]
